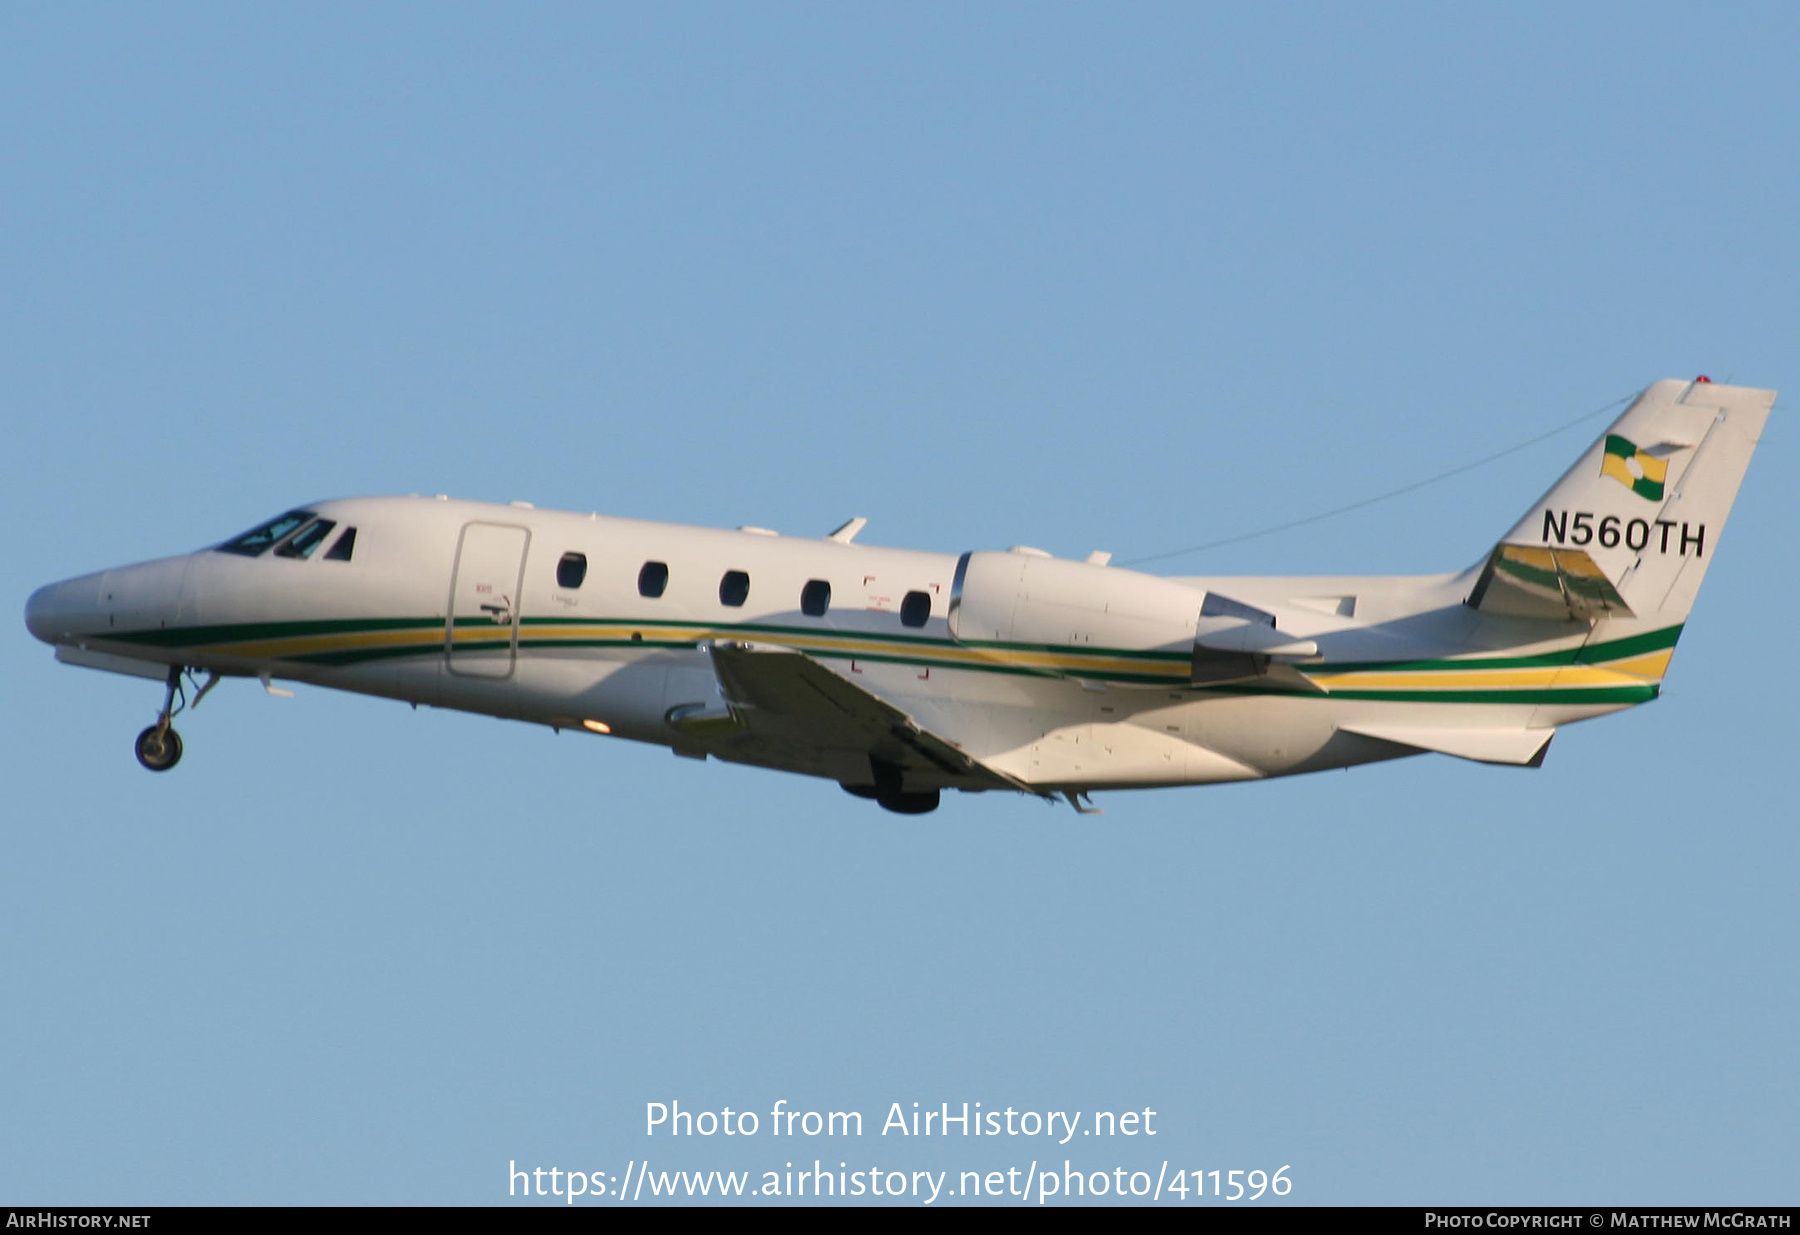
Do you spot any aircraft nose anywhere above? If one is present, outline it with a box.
[24,583,55,642]
[24,573,102,645]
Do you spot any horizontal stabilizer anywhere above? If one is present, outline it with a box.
[1466,543,1634,622]
[1338,721,1555,767]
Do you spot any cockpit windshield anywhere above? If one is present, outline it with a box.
[275,519,337,559]
[216,510,315,557]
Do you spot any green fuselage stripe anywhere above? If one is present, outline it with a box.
[105,614,1678,703]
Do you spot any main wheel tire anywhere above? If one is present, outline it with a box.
[876,789,939,815]
[135,725,183,772]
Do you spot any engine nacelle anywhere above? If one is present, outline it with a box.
[949,550,1201,651]
[947,551,1317,686]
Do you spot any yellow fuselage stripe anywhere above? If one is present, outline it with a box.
[187,622,1677,689]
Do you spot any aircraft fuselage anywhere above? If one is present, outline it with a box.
[23,378,1773,811]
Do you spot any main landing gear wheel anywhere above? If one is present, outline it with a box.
[135,725,183,771]
[877,789,940,815]
[839,783,942,814]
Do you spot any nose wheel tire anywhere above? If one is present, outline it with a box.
[135,726,183,772]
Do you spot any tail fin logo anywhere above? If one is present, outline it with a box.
[1600,435,1668,501]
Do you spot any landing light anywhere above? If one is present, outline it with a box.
[582,719,612,735]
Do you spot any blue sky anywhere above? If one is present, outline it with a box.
[4,2,1795,1206]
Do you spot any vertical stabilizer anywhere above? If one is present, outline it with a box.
[1491,378,1773,625]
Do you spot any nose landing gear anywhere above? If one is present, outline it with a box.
[133,665,218,772]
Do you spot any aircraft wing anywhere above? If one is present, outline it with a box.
[687,640,1042,796]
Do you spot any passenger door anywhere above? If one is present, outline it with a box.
[447,522,530,678]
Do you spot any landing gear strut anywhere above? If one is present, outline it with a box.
[133,665,217,772]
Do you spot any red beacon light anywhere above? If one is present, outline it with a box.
[1696,375,1712,383]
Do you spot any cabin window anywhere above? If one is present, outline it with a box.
[900,590,931,628]
[638,561,669,598]
[323,527,357,561]
[276,519,337,559]
[800,579,831,617]
[556,552,588,589]
[217,510,314,557]
[719,570,750,607]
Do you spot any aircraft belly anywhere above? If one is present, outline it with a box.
[703,744,880,787]
[988,722,1259,790]
[377,647,670,736]
[295,657,421,706]
[1179,695,1411,780]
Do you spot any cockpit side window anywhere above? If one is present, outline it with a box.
[323,527,357,561]
[276,519,337,559]
[217,510,315,557]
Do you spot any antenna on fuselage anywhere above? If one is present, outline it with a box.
[826,517,868,543]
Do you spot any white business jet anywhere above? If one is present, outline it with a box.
[24,378,1771,814]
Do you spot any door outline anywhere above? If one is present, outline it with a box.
[447,522,531,678]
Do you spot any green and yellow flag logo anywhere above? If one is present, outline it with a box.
[1600,434,1667,501]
